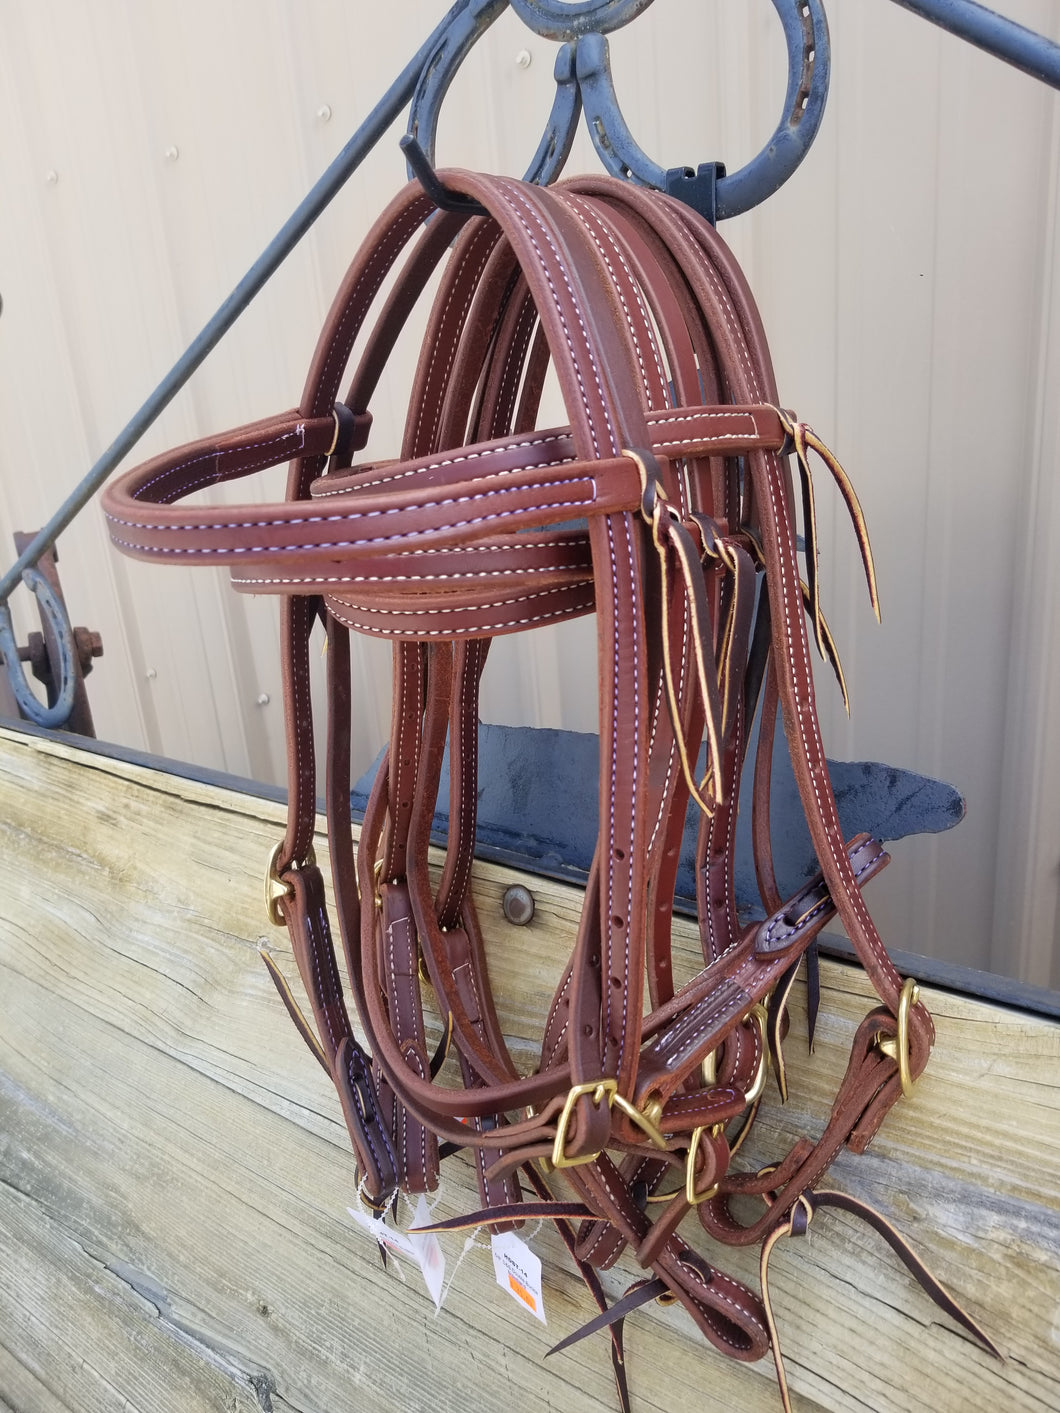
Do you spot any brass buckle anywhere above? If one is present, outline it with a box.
[743,1002,770,1106]
[612,1092,668,1151]
[551,1080,616,1169]
[264,841,316,927]
[264,842,291,927]
[550,1080,669,1169]
[699,1004,768,1104]
[876,977,921,1099]
[685,1123,725,1206]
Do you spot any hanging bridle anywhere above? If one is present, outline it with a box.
[102,170,994,1407]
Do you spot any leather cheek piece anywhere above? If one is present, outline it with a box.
[102,171,971,1402]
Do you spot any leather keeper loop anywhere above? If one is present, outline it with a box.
[327,402,373,471]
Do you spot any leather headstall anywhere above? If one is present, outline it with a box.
[103,171,993,1408]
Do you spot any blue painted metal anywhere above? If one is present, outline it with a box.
[573,0,830,220]
[408,0,830,223]
[406,0,508,168]
[580,0,826,218]
[508,0,656,40]
[888,0,1060,89]
[716,0,830,219]
[0,570,78,729]
[524,44,582,186]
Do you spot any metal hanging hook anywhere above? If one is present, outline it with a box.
[400,135,489,215]
[408,0,831,223]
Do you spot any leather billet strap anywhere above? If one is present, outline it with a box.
[102,171,933,1375]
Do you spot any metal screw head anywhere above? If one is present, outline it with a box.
[502,884,535,926]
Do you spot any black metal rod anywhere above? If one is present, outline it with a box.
[888,0,1060,88]
[0,0,473,606]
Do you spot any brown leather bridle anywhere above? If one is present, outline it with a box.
[104,170,989,1406]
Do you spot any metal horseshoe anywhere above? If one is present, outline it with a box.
[408,0,830,222]
[0,568,79,729]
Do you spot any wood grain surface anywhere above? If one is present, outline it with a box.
[0,725,1057,1413]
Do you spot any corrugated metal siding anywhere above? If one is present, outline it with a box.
[2,1,1058,986]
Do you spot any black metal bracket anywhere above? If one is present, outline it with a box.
[664,163,726,228]
[399,135,488,217]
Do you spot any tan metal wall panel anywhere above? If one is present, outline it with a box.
[2,1,1058,984]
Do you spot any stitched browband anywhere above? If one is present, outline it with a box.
[103,171,989,1403]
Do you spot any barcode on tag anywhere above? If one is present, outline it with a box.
[491,1231,546,1324]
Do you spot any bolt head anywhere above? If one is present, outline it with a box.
[502,884,535,926]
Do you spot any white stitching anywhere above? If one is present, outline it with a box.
[137,427,308,501]
[326,596,594,638]
[311,438,572,495]
[230,560,589,587]
[108,477,597,539]
[416,227,496,453]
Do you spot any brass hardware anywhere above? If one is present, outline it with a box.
[742,1003,771,1107]
[550,1077,672,1168]
[612,1092,668,1151]
[701,1050,718,1087]
[551,1080,616,1169]
[264,842,292,927]
[876,978,921,1099]
[264,841,316,927]
[640,1094,664,1130]
[685,1123,725,1206]
[622,446,722,815]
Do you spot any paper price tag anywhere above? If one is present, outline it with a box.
[409,1194,446,1309]
[348,1194,446,1310]
[491,1231,546,1324]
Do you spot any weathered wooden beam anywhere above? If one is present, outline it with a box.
[0,725,1057,1412]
